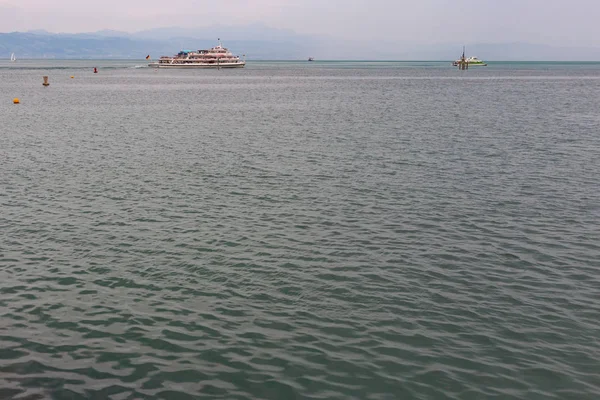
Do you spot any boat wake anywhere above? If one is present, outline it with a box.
[0,65,148,71]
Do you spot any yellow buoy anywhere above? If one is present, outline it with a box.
[70,76,74,79]
[13,98,20,104]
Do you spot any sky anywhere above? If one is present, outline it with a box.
[1,0,599,47]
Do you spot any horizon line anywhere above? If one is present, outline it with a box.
[4,59,600,63]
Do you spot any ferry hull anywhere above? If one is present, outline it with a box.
[149,62,245,69]
[452,62,487,67]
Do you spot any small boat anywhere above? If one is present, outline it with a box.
[452,56,487,67]
[149,39,245,69]
[10,53,16,62]
[308,57,315,61]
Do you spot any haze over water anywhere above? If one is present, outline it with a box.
[1,61,599,399]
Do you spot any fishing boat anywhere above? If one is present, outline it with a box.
[148,39,245,69]
[308,57,315,61]
[452,55,487,67]
[10,53,16,62]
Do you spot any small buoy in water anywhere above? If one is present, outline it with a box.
[43,76,50,86]
[13,98,20,104]
[70,76,74,79]
[93,68,97,74]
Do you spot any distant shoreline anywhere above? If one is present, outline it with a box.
[3,59,600,63]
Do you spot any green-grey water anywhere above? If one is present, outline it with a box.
[1,60,599,399]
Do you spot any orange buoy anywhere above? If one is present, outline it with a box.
[13,98,20,104]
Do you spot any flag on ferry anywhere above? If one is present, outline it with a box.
[146,55,150,60]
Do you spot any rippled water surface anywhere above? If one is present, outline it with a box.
[1,61,600,399]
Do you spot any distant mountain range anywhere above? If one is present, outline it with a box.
[2,25,600,61]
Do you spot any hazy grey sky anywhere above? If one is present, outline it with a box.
[1,0,598,46]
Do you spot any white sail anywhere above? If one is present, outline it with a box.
[10,53,16,62]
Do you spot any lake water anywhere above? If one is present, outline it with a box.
[1,60,599,399]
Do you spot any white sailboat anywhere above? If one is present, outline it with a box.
[10,53,16,62]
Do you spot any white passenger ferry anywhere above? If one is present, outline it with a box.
[149,40,245,69]
[452,56,487,67]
